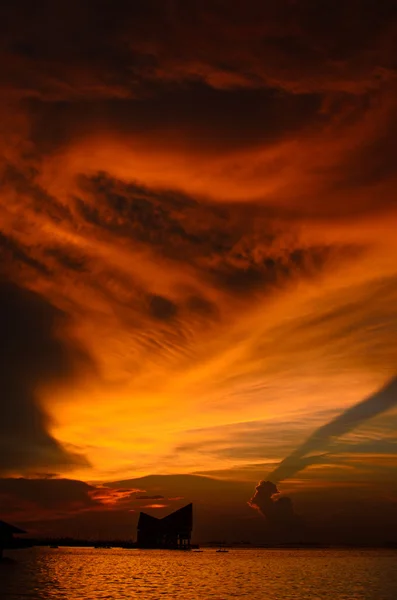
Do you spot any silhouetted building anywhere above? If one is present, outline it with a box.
[0,520,26,559]
[137,504,192,549]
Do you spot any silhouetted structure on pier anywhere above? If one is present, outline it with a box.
[0,521,26,559]
[137,504,192,549]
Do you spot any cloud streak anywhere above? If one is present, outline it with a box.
[269,376,397,482]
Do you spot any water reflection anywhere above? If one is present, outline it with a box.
[2,547,397,600]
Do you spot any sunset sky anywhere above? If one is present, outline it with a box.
[1,0,397,544]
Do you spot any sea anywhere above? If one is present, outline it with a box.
[1,547,396,599]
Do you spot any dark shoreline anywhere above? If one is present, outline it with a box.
[8,539,397,551]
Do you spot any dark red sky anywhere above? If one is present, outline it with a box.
[0,0,396,543]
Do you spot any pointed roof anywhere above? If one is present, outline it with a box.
[137,512,160,529]
[138,504,192,532]
[161,503,192,530]
[0,520,26,535]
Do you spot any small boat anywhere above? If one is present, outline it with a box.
[216,548,229,553]
[49,545,59,549]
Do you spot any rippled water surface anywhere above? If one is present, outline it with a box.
[1,547,397,599]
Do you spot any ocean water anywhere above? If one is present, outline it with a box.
[1,547,397,600]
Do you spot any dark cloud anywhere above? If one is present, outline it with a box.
[269,376,397,483]
[148,295,178,321]
[45,247,87,273]
[0,477,139,529]
[27,84,322,155]
[76,172,364,297]
[2,165,74,226]
[248,480,302,533]
[212,265,266,294]
[209,244,362,296]
[1,0,396,101]
[0,281,92,474]
[0,478,99,513]
[75,174,203,254]
[2,0,396,205]
[135,494,164,500]
[0,231,49,276]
